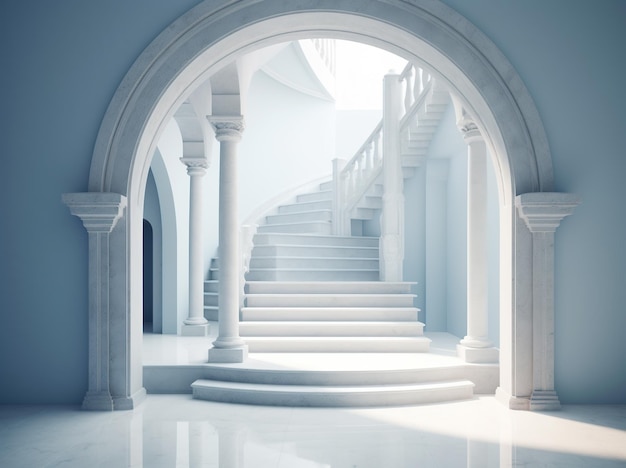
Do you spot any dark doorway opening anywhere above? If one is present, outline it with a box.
[143,219,154,332]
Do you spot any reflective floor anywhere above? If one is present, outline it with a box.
[1,395,625,467]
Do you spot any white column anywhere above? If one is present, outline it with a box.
[516,192,580,410]
[62,192,126,410]
[380,71,404,281]
[207,116,248,363]
[457,120,498,363]
[181,157,210,336]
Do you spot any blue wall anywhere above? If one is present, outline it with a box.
[0,0,624,404]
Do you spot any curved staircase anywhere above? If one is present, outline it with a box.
[189,180,490,407]
[183,69,499,407]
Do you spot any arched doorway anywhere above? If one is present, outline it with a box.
[64,0,577,411]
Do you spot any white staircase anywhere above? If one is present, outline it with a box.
[187,67,500,407]
[236,179,430,353]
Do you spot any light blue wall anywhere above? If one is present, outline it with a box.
[0,0,623,404]
[444,0,626,403]
[238,70,336,222]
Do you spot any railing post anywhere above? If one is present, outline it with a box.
[332,158,347,235]
[380,71,404,281]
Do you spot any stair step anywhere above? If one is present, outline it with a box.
[192,378,473,407]
[203,280,218,293]
[204,292,218,306]
[249,256,378,269]
[245,281,415,294]
[252,233,378,247]
[245,293,415,308]
[257,221,332,235]
[243,336,431,353]
[251,244,378,258]
[265,209,332,225]
[240,306,419,321]
[203,306,218,321]
[239,321,424,337]
[245,269,379,281]
[278,200,332,214]
[296,190,333,203]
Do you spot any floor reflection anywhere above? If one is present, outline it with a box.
[1,396,625,467]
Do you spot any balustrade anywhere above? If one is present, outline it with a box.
[333,62,432,237]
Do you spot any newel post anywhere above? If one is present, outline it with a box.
[380,71,404,281]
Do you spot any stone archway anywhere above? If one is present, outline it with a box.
[63,0,577,410]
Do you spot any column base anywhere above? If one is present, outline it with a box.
[495,387,530,411]
[113,387,147,410]
[182,323,210,336]
[208,344,248,363]
[82,391,114,411]
[457,343,499,363]
[529,390,561,411]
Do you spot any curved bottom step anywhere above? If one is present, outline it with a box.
[191,378,475,407]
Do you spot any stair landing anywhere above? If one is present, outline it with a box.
[143,331,499,407]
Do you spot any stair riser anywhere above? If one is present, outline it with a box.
[204,307,218,322]
[296,191,333,203]
[252,233,378,247]
[245,295,415,308]
[257,223,332,235]
[145,364,496,392]
[278,200,332,213]
[266,210,332,225]
[192,384,472,407]
[241,308,418,321]
[245,282,415,294]
[244,338,430,353]
[249,257,379,269]
[245,270,379,281]
[252,245,378,258]
[240,322,424,337]
[204,293,218,307]
[204,281,218,293]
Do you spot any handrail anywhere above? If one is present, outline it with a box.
[333,61,432,234]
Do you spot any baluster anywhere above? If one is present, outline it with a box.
[403,66,414,113]
[374,133,381,168]
[365,142,373,176]
[415,66,423,97]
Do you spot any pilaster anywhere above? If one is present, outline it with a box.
[516,192,580,410]
[62,192,127,410]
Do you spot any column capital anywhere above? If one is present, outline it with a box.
[207,115,245,142]
[62,192,126,233]
[180,157,208,176]
[516,192,581,233]
[457,116,482,143]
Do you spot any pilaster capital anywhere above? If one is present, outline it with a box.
[207,115,245,142]
[62,192,126,233]
[180,157,208,176]
[516,192,581,233]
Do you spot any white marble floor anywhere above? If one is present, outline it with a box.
[1,395,625,467]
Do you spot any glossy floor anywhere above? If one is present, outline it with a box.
[1,395,625,467]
